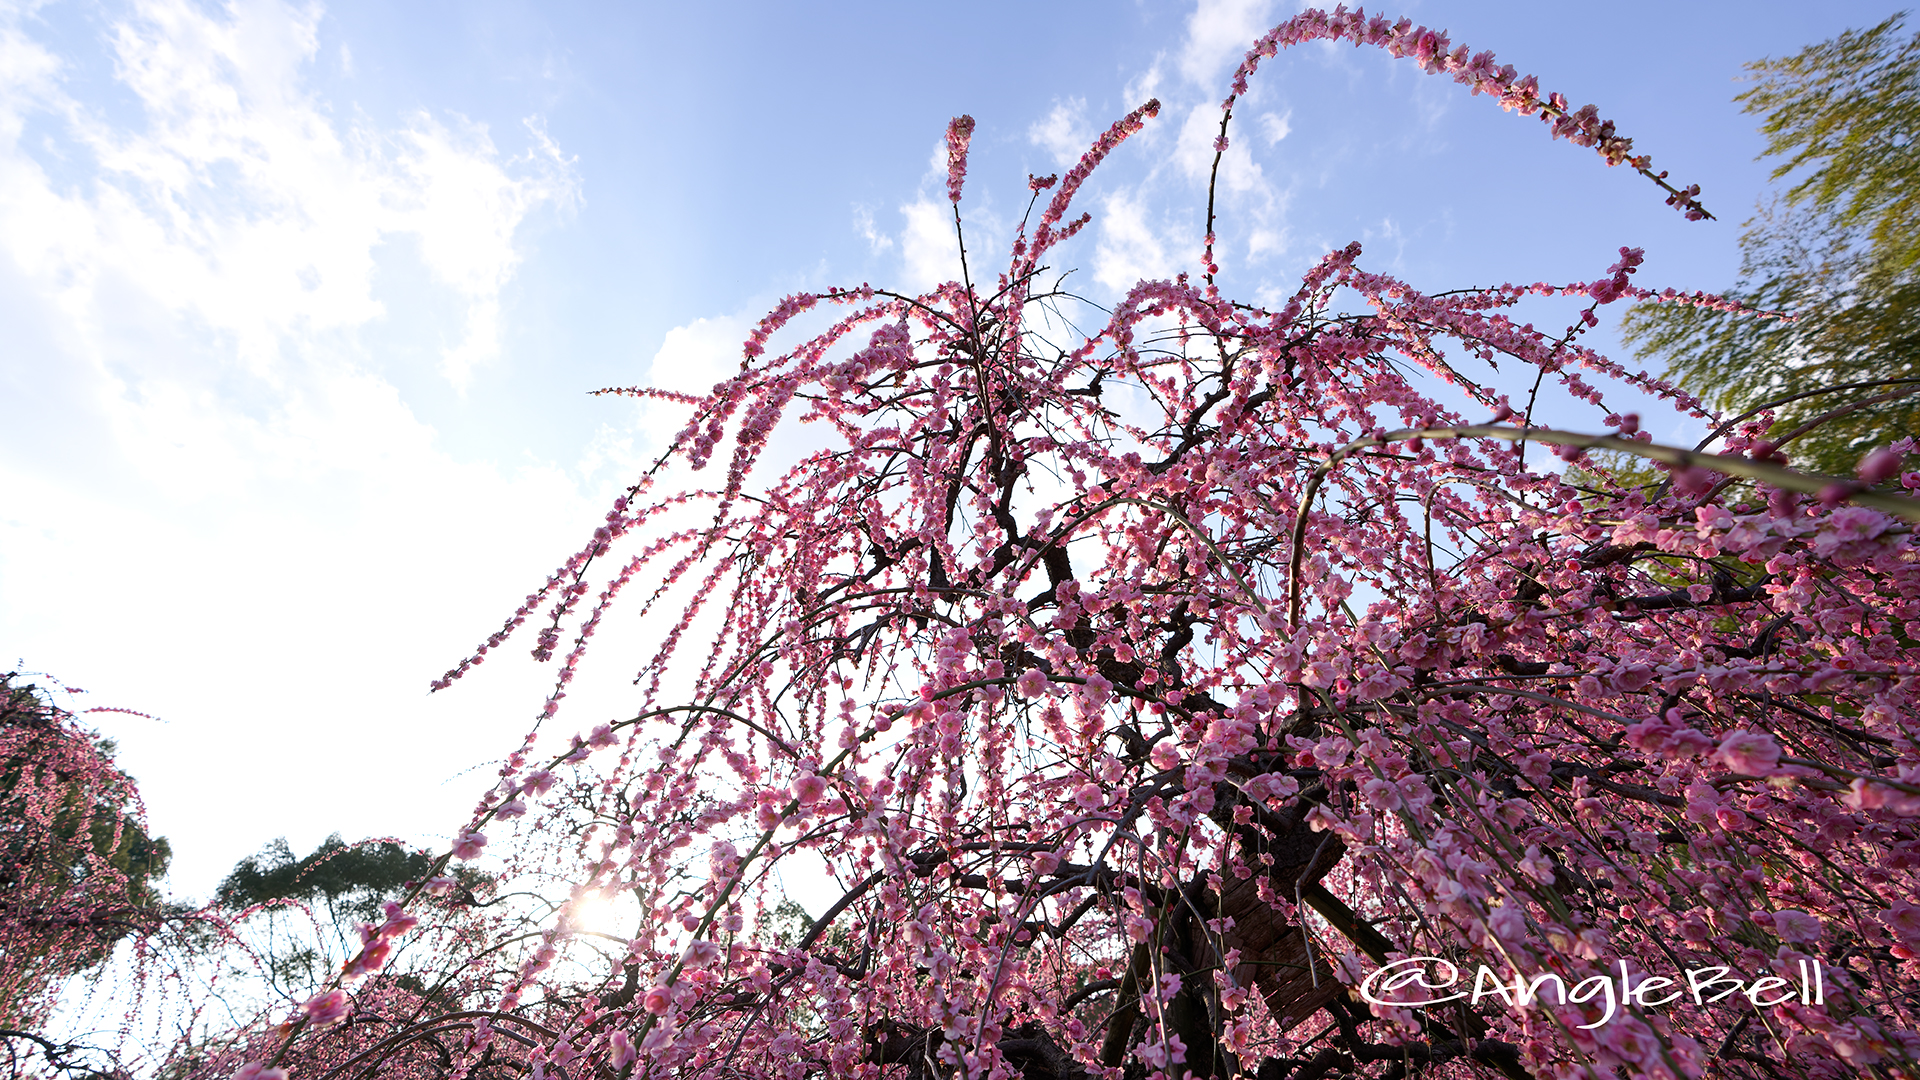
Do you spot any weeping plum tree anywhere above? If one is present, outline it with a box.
[223,8,1920,1080]
[0,674,172,1059]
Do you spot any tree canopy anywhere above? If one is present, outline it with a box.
[218,835,436,928]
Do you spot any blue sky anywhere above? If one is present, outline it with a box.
[0,0,1898,897]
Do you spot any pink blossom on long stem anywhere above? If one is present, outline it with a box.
[944,114,976,203]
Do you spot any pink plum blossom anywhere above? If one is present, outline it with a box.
[302,988,351,1028]
[609,1031,635,1068]
[1015,668,1050,698]
[332,10,1920,1080]
[792,774,827,805]
[642,986,672,1015]
[1714,730,1782,775]
[1772,909,1822,944]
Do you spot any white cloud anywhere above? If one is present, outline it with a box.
[1246,223,1287,261]
[1166,71,1290,273]
[1039,0,1294,294]
[1092,191,1173,292]
[1123,59,1165,113]
[648,314,749,397]
[1361,214,1409,272]
[1258,108,1292,145]
[1178,0,1277,90]
[853,204,892,254]
[1029,96,1092,167]
[392,116,576,386]
[898,197,958,293]
[1176,99,1270,194]
[0,0,591,894]
[3,0,574,387]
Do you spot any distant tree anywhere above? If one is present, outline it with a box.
[1623,13,1920,476]
[218,835,436,928]
[0,687,494,1079]
[213,835,440,996]
[0,673,172,1029]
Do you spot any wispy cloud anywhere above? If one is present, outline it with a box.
[1123,60,1166,114]
[0,0,587,891]
[2,0,574,388]
[1258,109,1292,145]
[1092,190,1174,292]
[852,205,893,254]
[1177,0,1277,90]
[648,314,750,397]
[1071,0,1292,282]
[1028,97,1092,167]
[897,196,959,293]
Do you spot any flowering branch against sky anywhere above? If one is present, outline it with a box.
[0,0,1895,897]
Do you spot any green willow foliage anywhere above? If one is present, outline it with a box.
[1623,13,1920,477]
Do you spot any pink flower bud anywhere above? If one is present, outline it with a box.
[302,988,351,1028]
[1149,741,1182,772]
[1713,730,1781,775]
[1858,446,1905,485]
